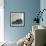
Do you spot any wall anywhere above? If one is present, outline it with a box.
[4,0,40,42]
[40,0,46,27]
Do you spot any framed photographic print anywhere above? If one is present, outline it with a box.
[10,12,25,27]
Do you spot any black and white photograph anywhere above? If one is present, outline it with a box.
[10,12,25,27]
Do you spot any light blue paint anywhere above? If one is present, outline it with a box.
[4,0,40,42]
[40,0,46,27]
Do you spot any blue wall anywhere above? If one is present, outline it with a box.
[40,0,46,27]
[4,0,40,42]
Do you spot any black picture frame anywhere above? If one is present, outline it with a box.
[10,12,25,27]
